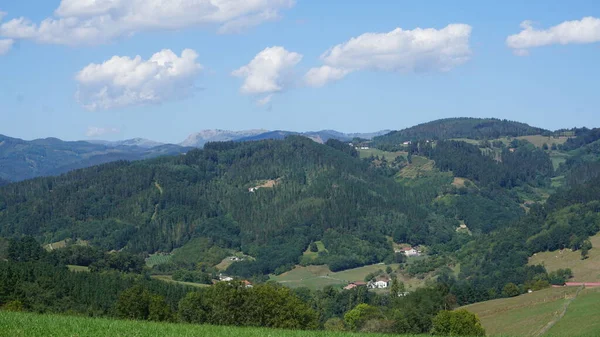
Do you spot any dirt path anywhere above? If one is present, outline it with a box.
[534,286,584,337]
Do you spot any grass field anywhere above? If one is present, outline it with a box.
[145,253,172,267]
[150,275,210,288]
[397,156,438,179]
[528,234,600,282]
[546,287,600,336]
[301,241,327,262]
[358,148,407,161]
[516,135,570,148]
[0,311,431,337]
[461,287,580,336]
[549,151,570,170]
[271,263,431,290]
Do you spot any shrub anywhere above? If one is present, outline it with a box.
[431,309,486,336]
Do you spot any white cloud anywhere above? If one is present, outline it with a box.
[0,0,295,45]
[0,39,13,55]
[507,17,600,55]
[304,66,351,87]
[76,49,202,110]
[305,24,472,87]
[232,46,302,95]
[257,94,273,106]
[86,126,120,137]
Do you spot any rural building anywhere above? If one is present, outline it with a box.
[242,280,253,288]
[564,282,600,287]
[397,246,420,257]
[219,274,233,282]
[368,276,390,289]
[344,281,367,290]
[368,280,389,289]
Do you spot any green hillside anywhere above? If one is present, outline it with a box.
[373,118,549,147]
[0,137,446,278]
[462,286,600,337]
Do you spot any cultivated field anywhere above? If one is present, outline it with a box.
[528,234,600,282]
[0,311,431,337]
[145,253,172,267]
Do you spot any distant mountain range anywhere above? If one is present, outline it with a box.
[0,134,190,182]
[0,119,553,183]
[180,129,268,147]
[0,129,389,182]
[87,138,166,149]
[235,129,392,143]
[178,129,391,147]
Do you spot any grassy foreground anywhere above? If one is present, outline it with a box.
[462,286,600,337]
[0,311,429,337]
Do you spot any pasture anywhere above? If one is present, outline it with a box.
[461,287,580,336]
[358,148,407,161]
[271,263,430,290]
[528,233,600,282]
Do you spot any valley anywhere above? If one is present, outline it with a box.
[2,117,600,336]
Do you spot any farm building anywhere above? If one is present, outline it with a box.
[219,274,233,282]
[368,277,390,289]
[344,281,367,290]
[396,246,420,257]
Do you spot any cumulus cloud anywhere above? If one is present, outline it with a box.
[76,49,202,110]
[304,66,351,87]
[0,39,13,55]
[86,126,120,137]
[507,17,600,55]
[304,24,472,87]
[232,46,302,96]
[0,0,295,45]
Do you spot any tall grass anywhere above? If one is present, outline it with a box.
[0,311,429,337]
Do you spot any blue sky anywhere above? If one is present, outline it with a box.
[1,0,599,143]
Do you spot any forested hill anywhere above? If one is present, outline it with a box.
[0,134,189,182]
[373,118,549,146]
[0,137,446,276]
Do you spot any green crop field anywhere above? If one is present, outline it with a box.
[528,233,600,283]
[145,253,172,267]
[0,311,430,337]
